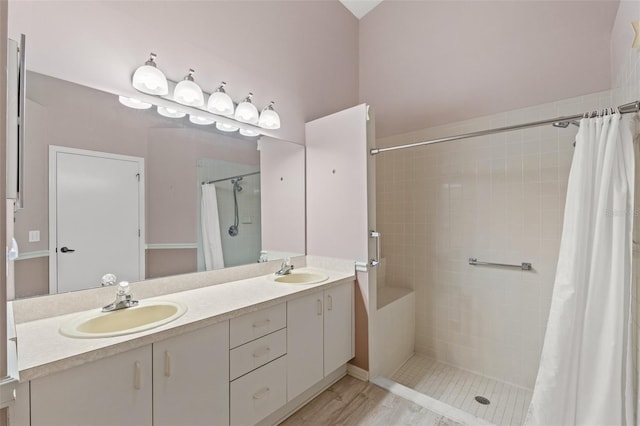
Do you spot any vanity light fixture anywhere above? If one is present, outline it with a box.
[189,115,215,125]
[258,101,281,130]
[131,53,169,96]
[157,106,186,118]
[207,82,235,116]
[127,54,282,135]
[216,122,239,132]
[174,69,205,107]
[239,128,260,137]
[234,93,259,125]
[118,96,152,110]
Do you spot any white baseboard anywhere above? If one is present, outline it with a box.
[347,363,369,381]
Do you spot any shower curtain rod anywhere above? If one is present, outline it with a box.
[202,170,260,185]
[370,100,640,156]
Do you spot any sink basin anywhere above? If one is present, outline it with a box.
[60,300,187,339]
[272,271,329,285]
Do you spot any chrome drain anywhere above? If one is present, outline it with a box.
[475,396,490,405]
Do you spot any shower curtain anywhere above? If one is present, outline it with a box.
[201,184,225,270]
[525,114,635,425]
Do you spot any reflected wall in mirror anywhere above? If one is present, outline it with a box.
[13,71,305,299]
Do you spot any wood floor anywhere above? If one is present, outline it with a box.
[280,375,463,426]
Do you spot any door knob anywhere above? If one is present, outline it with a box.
[60,246,75,253]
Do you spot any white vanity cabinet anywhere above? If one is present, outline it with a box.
[30,345,153,426]
[153,321,229,426]
[229,303,287,426]
[287,281,354,401]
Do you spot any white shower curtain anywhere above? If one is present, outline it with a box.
[525,114,635,425]
[201,184,225,270]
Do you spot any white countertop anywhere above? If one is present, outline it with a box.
[15,266,354,382]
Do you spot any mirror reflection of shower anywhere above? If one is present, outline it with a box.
[228,177,243,237]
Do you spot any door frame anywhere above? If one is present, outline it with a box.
[48,146,146,294]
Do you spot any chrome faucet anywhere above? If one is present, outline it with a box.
[275,258,294,276]
[102,281,139,312]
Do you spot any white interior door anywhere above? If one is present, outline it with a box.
[50,147,144,294]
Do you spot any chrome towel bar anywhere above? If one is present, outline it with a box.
[468,257,532,271]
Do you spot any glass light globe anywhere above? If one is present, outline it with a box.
[189,115,214,125]
[118,96,152,110]
[258,105,281,130]
[174,79,205,106]
[207,84,235,116]
[216,122,239,132]
[157,106,186,118]
[234,93,259,124]
[239,128,260,137]
[131,54,168,95]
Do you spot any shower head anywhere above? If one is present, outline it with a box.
[230,177,243,192]
[552,120,580,129]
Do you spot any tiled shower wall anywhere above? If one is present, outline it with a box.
[376,91,611,388]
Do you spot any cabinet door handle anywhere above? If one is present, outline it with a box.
[327,294,333,311]
[164,351,172,377]
[252,346,271,358]
[134,361,142,390]
[253,387,270,400]
[316,299,322,316]
[252,318,271,328]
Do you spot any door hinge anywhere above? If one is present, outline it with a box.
[138,229,141,237]
[136,173,140,182]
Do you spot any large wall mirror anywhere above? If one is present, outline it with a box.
[12,71,305,298]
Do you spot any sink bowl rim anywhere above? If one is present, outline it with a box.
[59,300,188,339]
[269,270,330,285]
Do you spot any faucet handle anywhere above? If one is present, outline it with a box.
[117,281,131,296]
[282,257,291,266]
[101,273,117,287]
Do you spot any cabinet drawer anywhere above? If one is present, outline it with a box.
[230,356,287,426]
[230,328,287,380]
[230,303,286,348]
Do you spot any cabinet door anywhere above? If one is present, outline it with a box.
[153,321,229,426]
[324,282,354,376]
[287,291,324,401]
[31,345,152,426]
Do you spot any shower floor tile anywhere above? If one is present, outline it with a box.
[391,354,532,426]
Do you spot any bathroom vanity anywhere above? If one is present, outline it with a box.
[9,257,355,426]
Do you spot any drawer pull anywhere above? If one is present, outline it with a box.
[252,346,271,358]
[317,299,322,316]
[327,294,333,311]
[134,361,142,390]
[164,351,172,377]
[253,387,271,400]
[252,318,271,328]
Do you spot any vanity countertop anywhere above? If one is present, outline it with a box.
[14,266,355,382]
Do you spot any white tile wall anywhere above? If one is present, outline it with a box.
[376,91,612,388]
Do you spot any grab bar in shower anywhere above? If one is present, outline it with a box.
[468,257,532,271]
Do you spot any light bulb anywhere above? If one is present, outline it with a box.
[234,93,259,124]
[207,82,235,116]
[157,106,186,118]
[118,96,152,109]
[189,115,214,125]
[239,128,260,137]
[174,69,205,107]
[216,122,239,132]
[258,102,281,130]
[131,53,169,95]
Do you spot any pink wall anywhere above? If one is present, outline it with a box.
[359,1,618,138]
[8,1,360,144]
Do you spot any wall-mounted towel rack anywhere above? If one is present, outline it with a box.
[468,257,532,271]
